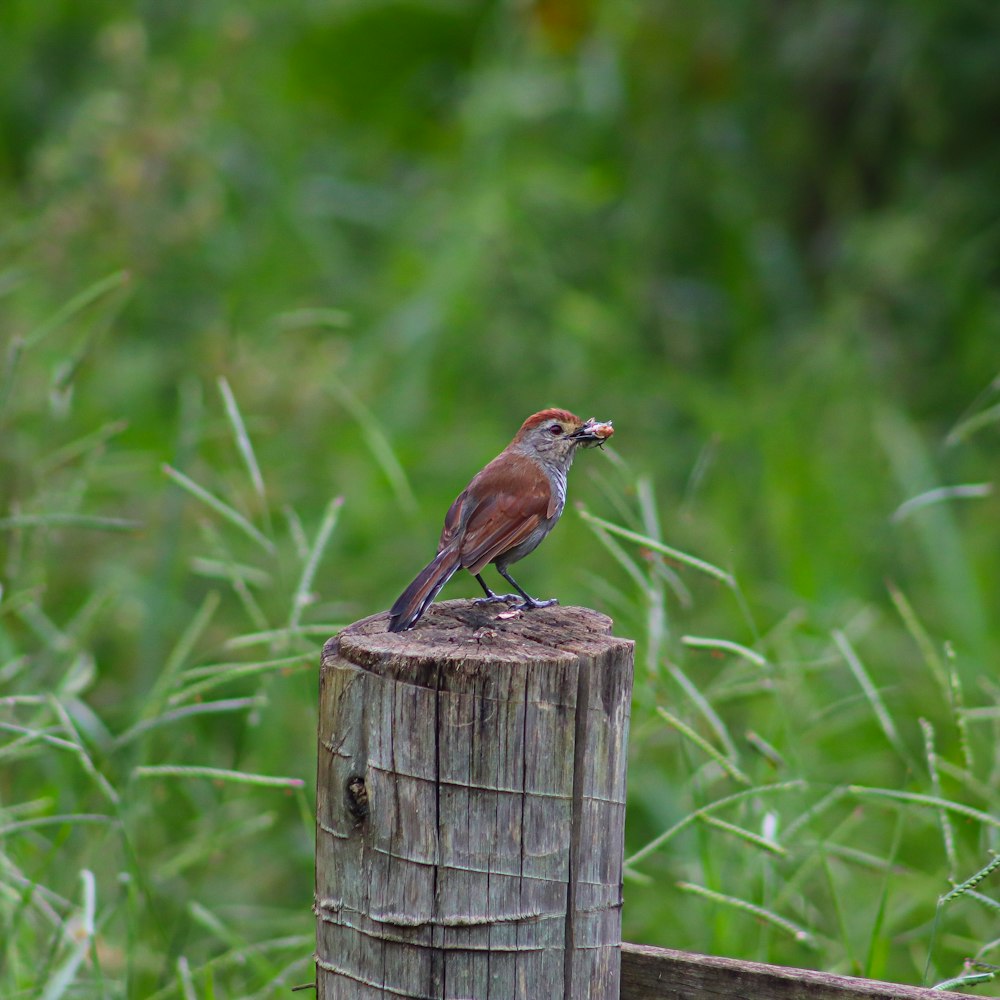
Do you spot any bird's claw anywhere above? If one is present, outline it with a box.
[494,597,559,611]
[519,597,558,610]
[473,594,559,611]
[473,593,521,606]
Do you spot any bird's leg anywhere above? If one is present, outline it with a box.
[496,567,558,610]
[472,573,521,605]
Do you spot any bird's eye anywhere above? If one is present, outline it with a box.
[549,424,563,435]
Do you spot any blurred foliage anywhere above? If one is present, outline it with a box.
[1,0,1000,996]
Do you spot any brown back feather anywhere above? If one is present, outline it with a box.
[436,452,551,575]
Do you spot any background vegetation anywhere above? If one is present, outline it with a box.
[2,1,999,996]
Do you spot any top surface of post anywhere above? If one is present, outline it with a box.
[326,599,632,673]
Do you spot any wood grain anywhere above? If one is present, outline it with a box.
[315,599,635,1000]
[620,943,959,1000]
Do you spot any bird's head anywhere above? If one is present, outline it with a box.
[512,408,614,466]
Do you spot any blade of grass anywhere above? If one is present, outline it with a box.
[848,786,1000,831]
[944,643,974,771]
[142,936,312,1000]
[637,476,688,607]
[675,880,817,947]
[225,625,342,650]
[818,841,908,875]
[681,635,768,668]
[247,953,315,1000]
[177,956,197,1000]
[625,780,806,869]
[865,810,904,980]
[132,765,304,789]
[37,419,130,474]
[0,852,68,922]
[819,849,859,974]
[961,706,1000,721]
[0,814,113,837]
[46,697,119,806]
[162,464,274,554]
[329,378,417,516]
[931,972,996,991]
[284,505,310,562]
[832,629,913,769]
[39,869,96,1000]
[15,601,70,651]
[180,652,309,682]
[780,786,850,843]
[0,513,140,531]
[577,507,735,585]
[934,758,995,802]
[887,580,949,699]
[890,483,992,524]
[25,270,130,348]
[666,659,739,761]
[920,718,957,878]
[168,654,313,706]
[144,591,221,715]
[583,515,654,594]
[189,558,272,587]
[946,401,1000,446]
[583,517,661,672]
[680,433,719,515]
[0,721,80,757]
[698,813,787,856]
[186,900,290,995]
[230,573,271,633]
[115,697,263,749]
[966,890,1000,915]
[580,505,761,640]
[288,496,343,633]
[657,706,750,786]
[744,729,786,769]
[217,377,268,509]
[879,409,990,655]
[157,813,277,882]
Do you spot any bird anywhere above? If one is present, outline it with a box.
[387,408,613,633]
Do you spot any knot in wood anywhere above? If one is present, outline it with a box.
[344,775,368,822]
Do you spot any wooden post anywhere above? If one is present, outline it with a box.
[315,599,635,1000]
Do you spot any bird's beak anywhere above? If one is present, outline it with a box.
[571,418,614,448]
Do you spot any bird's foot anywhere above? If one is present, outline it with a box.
[473,593,522,606]
[515,597,559,610]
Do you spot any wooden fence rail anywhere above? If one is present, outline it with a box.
[620,943,956,999]
[315,602,953,1000]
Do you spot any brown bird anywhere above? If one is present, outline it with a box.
[387,408,613,632]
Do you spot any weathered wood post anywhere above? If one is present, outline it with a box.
[315,599,634,1000]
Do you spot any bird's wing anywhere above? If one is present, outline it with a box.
[443,453,551,575]
[460,501,543,575]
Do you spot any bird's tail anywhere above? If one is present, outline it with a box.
[387,547,461,632]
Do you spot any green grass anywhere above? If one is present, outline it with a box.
[2,2,1000,997]
[597,481,1000,988]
